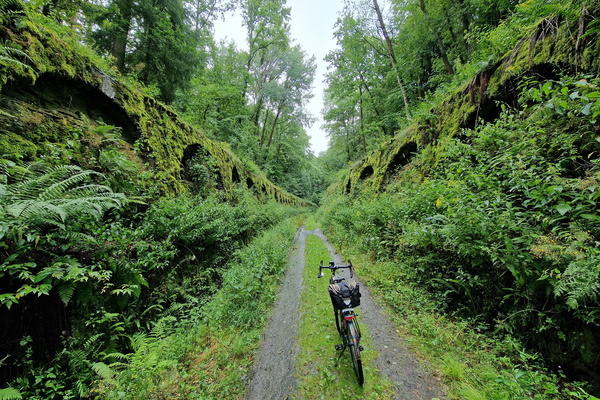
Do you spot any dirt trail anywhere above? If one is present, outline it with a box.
[245,227,445,400]
[244,227,305,400]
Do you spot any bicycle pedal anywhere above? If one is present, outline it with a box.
[335,344,344,351]
[359,345,364,351]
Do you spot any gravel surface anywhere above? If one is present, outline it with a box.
[244,227,446,400]
[244,227,305,400]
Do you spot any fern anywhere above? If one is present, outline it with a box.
[0,387,21,400]
[84,333,105,350]
[0,0,25,19]
[554,259,600,310]
[57,282,75,305]
[0,41,36,80]
[104,352,129,361]
[1,161,126,236]
[130,332,149,352]
[92,362,115,380]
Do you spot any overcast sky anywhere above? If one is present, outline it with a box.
[213,0,345,155]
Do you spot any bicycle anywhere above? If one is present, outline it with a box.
[318,260,364,385]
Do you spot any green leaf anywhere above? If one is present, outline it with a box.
[0,294,18,309]
[581,214,600,223]
[581,102,592,115]
[556,202,571,215]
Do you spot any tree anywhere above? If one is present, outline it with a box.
[132,0,199,103]
[257,45,315,150]
[372,0,411,118]
[176,41,251,147]
[89,0,202,103]
[323,9,398,161]
[241,0,291,100]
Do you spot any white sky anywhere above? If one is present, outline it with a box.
[213,0,345,155]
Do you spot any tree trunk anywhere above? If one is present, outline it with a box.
[357,71,388,136]
[259,107,270,149]
[372,0,411,118]
[359,86,367,157]
[418,0,454,75]
[266,107,282,149]
[111,0,133,72]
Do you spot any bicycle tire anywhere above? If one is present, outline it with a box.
[334,309,342,334]
[347,320,364,385]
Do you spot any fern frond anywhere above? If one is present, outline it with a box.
[68,349,87,368]
[103,352,130,362]
[149,316,177,340]
[0,387,21,400]
[73,380,86,398]
[7,200,65,221]
[40,170,103,201]
[0,0,25,26]
[554,259,600,309]
[0,41,35,79]
[91,362,115,380]
[57,282,75,305]
[64,183,113,199]
[130,332,149,351]
[84,333,105,350]
[62,231,95,243]
[2,162,126,235]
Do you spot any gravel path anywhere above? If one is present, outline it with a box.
[244,227,305,400]
[245,227,446,400]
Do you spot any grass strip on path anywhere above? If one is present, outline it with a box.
[294,231,395,399]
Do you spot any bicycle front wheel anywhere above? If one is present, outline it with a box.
[347,320,364,385]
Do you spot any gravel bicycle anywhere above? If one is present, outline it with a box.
[318,260,364,385]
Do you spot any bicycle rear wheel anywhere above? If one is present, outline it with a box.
[347,320,364,385]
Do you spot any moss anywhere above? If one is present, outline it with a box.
[342,2,599,196]
[0,1,309,206]
[0,131,38,160]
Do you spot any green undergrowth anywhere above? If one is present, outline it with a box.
[294,234,395,399]
[90,215,304,399]
[303,215,318,231]
[317,71,600,396]
[326,246,598,400]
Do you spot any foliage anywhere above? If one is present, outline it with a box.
[321,0,522,165]
[91,215,304,399]
[0,160,126,308]
[0,0,315,397]
[0,387,21,400]
[174,0,320,200]
[319,73,600,392]
[1,181,303,396]
[0,42,36,90]
[334,244,599,399]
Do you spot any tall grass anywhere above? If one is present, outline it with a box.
[91,215,304,399]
